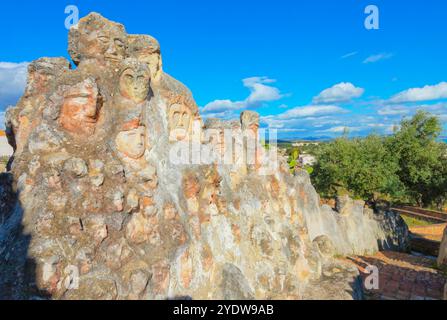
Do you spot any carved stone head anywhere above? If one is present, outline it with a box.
[68,12,128,66]
[59,78,101,136]
[128,35,162,81]
[115,125,146,159]
[119,58,151,104]
[26,58,71,97]
[168,103,192,141]
[240,111,260,133]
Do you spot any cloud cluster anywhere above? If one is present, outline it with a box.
[312,82,364,104]
[201,76,282,116]
[317,126,362,134]
[0,62,29,110]
[379,102,447,116]
[378,105,410,116]
[389,82,447,103]
[277,105,346,120]
[261,104,350,137]
[203,75,447,138]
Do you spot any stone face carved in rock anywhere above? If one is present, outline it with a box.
[25,58,71,97]
[69,12,128,66]
[240,111,260,133]
[5,58,71,155]
[128,35,162,82]
[240,111,261,169]
[115,125,146,159]
[169,103,192,142]
[59,78,101,136]
[119,59,151,104]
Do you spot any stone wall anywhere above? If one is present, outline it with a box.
[296,174,410,256]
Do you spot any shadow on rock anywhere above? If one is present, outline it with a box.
[0,172,51,300]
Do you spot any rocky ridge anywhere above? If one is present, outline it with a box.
[0,12,407,300]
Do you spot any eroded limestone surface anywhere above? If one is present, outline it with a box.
[0,12,405,300]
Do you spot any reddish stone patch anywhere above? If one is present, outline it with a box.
[183,174,201,199]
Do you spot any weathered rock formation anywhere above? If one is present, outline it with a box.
[0,12,404,300]
[299,183,410,256]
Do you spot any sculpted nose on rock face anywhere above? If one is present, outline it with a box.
[84,104,98,119]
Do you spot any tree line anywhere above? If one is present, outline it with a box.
[310,111,447,210]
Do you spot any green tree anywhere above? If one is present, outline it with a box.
[311,111,446,208]
[390,111,444,207]
[311,135,401,201]
[288,148,300,173]
[413,141,447,209]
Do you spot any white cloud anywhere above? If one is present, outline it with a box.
[318,126,362,133]
[202,76,282,114]
[389,82,447,103]
[200,100,244,114]
[378,105,410,116]
[278,105,346,119]
[312,82,364,104]
[243,77,282,104]
[363,53,394,64]
[266,128,306,133]
[341,51,358,59]
[0,62,29,110]
[260,105,348,134]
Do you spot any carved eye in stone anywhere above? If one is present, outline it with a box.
[173,112,181,125]
[98,36,109,45]
[115,39,125,49]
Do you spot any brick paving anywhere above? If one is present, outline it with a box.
[347,251,446,300]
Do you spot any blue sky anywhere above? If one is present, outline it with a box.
[0,0,446,138]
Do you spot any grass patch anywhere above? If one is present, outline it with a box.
[402,215,433,228]
[0,156,9,173]
[431,262,447,276]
